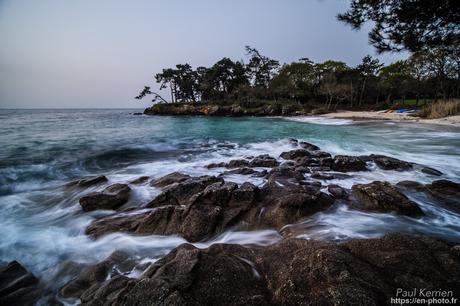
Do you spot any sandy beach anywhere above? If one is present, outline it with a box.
[321,111,460,127]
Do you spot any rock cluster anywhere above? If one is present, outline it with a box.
[33,138,458,305]
[61,233,460,306]
[78,139,457,242]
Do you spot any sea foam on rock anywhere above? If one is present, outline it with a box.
[79,183,131,212]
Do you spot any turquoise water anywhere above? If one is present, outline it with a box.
[1,109,460,302]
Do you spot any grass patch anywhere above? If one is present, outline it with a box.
[418,100,460,119]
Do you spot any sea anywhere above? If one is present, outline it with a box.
[0,108,459,303]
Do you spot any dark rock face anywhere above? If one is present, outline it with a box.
[332,155,368,172]
[129,176,150,185]
[79,183,131,212]
[266,166,305,187]
[369,154,413,171]
[0,261,42,306]
[249,154,279,167]
[60,251,135,299]
[147,175,223,208]
[222,167,259,176]
[328,184,348,199]
[150,172,191,188]
[425,180,460,213]
[351,181,424,217]
[207,155,279,169]
[67,234,460,306]
[421,167,443,176]
[299,141,320,151]
[67,175,108,187]
[228,159,250,168]
[280,149,312,160]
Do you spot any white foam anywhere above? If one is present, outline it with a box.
[284,116,354,125]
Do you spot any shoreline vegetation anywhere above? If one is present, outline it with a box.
[142,99,460,127]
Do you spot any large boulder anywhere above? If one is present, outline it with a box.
[0,261,42,306]
[299,141,320,151]
[67,234,460,306]
[332,155,368,172]
[150,172,191,188]
[249,155,279,167]
[86,173,333,242]
[265,166,305,187]
[79,183,131,212]
[146,175,223,208]
[280,149,312,160]
[252,183,334,229]
[425,180,460,213]
[369,154,413,171]
[66,175,108,188]
[351,181,424,217]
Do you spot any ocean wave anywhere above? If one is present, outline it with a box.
[283,116,354,125]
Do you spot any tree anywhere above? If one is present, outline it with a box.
[245,46,280,88]
[379,60,412,103]
[134,86,168,103]
[270,60,316,100]
[356,55,383,105]
[338,0,460,53]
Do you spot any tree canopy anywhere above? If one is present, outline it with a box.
[136,46,460,109]
[338,0,460,53]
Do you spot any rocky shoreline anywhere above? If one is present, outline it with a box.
[2,139,460,305]
[143,102,311,116]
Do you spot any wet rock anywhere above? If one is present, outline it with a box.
[425,180,460,213]
[327,184,348,199]
[150,172,191,188]
[228,159,250,168]
[299,141,320,151]
[266,166,305,187]
[0,261,42,306]
[194,182,238,206]
[332,155,368,172]
[311,172,334,180]
[369,154,413,171]
[421,167,443,176]
[67,175,108,188]
[206,162,227,169]
[73,233,460,306]
[396,180,426,190]
[229,182,259,207]
[79,184,131,212]
[249,154,279,167]
[280,149,312,160]
[351,181,424,217]
[86,174,332,241]
[147,175,223,208]
[60,251,131,299]
[221,167,257,176]
[251,183,334,229]
[129,176,149,185]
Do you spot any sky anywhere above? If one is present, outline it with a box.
[0,0,407,109]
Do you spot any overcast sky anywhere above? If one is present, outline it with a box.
[0,0,406,109]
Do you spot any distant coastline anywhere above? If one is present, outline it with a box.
[143,101,460,127]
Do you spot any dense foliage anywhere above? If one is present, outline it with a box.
[136,46,460,109]
[338,0,460,53]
